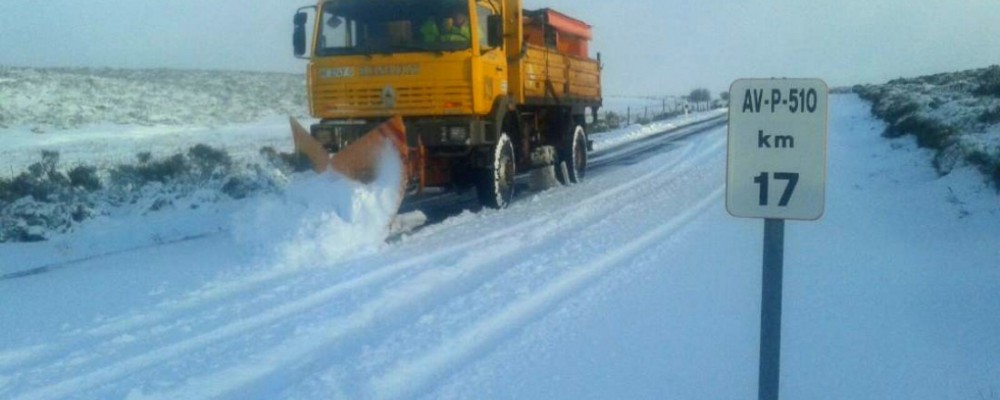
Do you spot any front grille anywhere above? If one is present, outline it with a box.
[313,82,472,117]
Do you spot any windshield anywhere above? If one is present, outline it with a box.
[317,0,474,56]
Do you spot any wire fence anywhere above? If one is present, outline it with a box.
[591,95,724,133]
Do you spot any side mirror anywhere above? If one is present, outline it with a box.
[487,14,504,48]
[293,11,309,58]
[294,11,308,26]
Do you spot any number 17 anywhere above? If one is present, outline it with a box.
[753,172,799,206]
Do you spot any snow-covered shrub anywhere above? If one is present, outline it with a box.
[891,115,954,149]
[879,102,921,134]
[994,166,1000,191]
[0,151,97,242]
[973,65,1000,98]
[967,150,1000,192]
[2,151,71,203]
[108,144,238,189]
[68,166,102,192]
[110,153,190,187]
[0,145,291,242]
[979,106,1000,125]
[1,198,94,242]
[259,146,313,173]
[188,144,234,178]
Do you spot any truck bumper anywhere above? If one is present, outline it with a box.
[312,116,490,153]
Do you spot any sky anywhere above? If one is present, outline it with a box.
[1,0,998,98]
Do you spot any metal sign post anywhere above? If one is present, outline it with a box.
[759,218,784,400]
[726,78,828,400]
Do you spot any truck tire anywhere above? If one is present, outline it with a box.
[556,124,588,184]
[477,133,516,209]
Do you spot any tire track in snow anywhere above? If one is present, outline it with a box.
[0,211,546,376]
[589,115,726,167]
[4,212,593,399]
[358,131,728,399]
[123,130,726,400]
[9,128,721,400]
[372,186,724,399]
[0,233,214,281]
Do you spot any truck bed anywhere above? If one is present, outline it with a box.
[522,44,601,106]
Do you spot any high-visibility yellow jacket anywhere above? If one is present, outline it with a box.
[440,23,470,42]
[419,19,440,43]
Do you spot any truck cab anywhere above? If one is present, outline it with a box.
[294,0,601,208]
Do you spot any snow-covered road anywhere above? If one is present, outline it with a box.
[1,96,997,400]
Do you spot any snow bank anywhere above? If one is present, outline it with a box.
[854,65,1000,188]
[232,144,404,269]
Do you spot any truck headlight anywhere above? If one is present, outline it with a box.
[446,126,468,142]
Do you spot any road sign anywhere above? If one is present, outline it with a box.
[726,79,828,220]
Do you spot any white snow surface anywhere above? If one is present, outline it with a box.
[0,67,307,130]
[0,95,997,399]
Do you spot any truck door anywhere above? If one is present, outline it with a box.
[475,1,506,114]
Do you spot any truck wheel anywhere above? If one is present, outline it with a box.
[556,125,588,184]
[477,133,516,209]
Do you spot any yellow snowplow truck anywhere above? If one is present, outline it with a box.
[291,0,602,209]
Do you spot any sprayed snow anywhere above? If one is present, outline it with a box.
[232,144,404,270]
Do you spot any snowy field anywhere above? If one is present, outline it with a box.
[1,94,996,399]
[0,67,307,131]
[0,67,308,176]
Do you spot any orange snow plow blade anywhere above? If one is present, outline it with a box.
[290,116,409,197]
